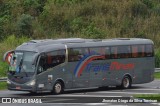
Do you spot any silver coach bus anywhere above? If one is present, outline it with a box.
[3,38,154,94]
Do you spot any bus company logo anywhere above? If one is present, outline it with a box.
[74,54,105,77]
[74,55,135,77]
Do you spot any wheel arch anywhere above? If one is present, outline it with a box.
[54,78,65,89]
[122,73,132,83]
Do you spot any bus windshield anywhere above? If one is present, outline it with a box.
[9,51,36,76]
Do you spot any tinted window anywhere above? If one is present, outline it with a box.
[46,50,65,68]
[68,48,89,62]
[89,47,106,55]
[111,47,118,59]
[118,46,131,58]
[37,50,65,74]
[104,47,110,59]
[132,45,145,58]
[138,45,145,57]
[89,47,106,60]
[145,45,153,57]
[132,45,138,58]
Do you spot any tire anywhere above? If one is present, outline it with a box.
[53,81,63,94]
[121,76,132,89]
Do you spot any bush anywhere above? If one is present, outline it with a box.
[81,23,105,39]
[54,0,86,5]
[16,14,33,37]
[152,4,160,16]
[135,31,147,38]
[141,0,154,9]
[0,62,8,77]
[131,1,149,18]
[155,49,160,68]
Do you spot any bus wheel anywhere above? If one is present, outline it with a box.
[121,76,131,89]
[53,81,63,94]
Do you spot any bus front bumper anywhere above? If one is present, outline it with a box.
[7,79,36,92]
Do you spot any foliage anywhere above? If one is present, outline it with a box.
[0,0,11,41]
[53,0,86,5]
[141,0,154,9]
[1,0,160,75]
[0,82,7,90]
[154,72,160,79]
[0,0,160,41]
[130,0,149,18]
[16,14,33,37]
[155,49,160,68]
[81,23,105,39]
[0,62,8,77]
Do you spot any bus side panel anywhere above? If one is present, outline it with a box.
[66,62,90,89]
[132,57,154,84]
[36,64,73,92]
[104,59,134,87]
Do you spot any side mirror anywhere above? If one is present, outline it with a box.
[3,50,14,64]
[32,53,39,65]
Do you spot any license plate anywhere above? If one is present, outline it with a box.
[16,86,21,89]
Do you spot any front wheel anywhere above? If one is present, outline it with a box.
[121,76,132,89]
[52,81,63,94]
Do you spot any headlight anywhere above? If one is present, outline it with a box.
[26,79,35,86]
[7,79,11,84]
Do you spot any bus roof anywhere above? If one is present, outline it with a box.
[15,38,153,53]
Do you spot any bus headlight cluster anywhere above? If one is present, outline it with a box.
[27,79,35,86]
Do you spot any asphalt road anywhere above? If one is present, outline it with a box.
[0,80,160,106]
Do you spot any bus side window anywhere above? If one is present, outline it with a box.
[38,50,66,72]
[89,47,106,60]
[68,49,74,62]
[37,55,46,74]
[100,47,106,56]
[68,48,88,62]
[138,45,145,57]
[145,45,153,57]
[118,46,131,58]
[104,47,110,59]
[110,47,118,59]
[89,47,101,55]
[132,46,138,58]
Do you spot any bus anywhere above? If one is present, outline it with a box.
[3,38,154,94]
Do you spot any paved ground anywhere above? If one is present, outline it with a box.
[0,80,160,106]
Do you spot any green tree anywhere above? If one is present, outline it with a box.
[16,14,33,37]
